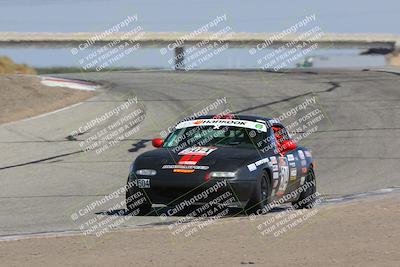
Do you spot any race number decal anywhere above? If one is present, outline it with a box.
[278,157,289,193]
[178,146,217,156]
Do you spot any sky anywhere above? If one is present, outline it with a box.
[1,0,399,33]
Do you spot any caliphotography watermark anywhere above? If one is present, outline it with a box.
[249,182,323,238]
[257,194,321,238]
[250,95,326,156]
[249,14,325,71]
[69,96,146,154]
[160,14,233,71]
[157,179,237,239]
[70,14,144,71]
[70,182,142,238]
[159,96,230,138]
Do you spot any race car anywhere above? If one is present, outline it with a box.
[126,114,316,216]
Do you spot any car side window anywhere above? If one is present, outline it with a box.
[257,128,279,154]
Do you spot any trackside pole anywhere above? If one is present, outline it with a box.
[174,46,185,70]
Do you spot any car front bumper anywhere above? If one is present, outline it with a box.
[128,174,256,208]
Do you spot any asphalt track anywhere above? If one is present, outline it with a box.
[1,68,400,237]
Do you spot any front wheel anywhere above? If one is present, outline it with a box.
[126,179,152,216]
[292,168,317,209]
[245,171,271,214]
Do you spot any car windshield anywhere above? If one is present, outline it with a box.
[163,125,265,149]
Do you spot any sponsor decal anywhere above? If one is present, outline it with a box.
[304,150,312,158]
[247,157,270,172]
[255,123,264,130]
[298,150,305,160]
[300,176,306,185]
[273,172,279,179]
[176,119,267,132]
[173,169,195,173]
[247,163,257,172]
[195,119,246,126]
[255,157,269,167]
[301,159,307,167]
[269,156,277,165]
[286,154,295,161]
[162,165,209,170]
[193,120,204,125]
[272,165,278,171]
[289,162,296,168]
[290,166,297,181]
[178,146,217,156]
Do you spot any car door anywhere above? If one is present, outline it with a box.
[272,124,301,197]
[285,147,302,192]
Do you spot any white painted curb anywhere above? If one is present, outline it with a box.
[41,76,99,91]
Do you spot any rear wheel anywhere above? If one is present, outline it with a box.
[292,168,317,209]
[126,179,152,216]
[245,171,271,214]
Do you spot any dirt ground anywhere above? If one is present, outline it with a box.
[0,75,94,124]
[0,194,399,267]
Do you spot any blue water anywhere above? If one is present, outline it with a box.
[0,0,397,68]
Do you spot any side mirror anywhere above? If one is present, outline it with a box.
[281,140,297,152]
[152,138,164,148]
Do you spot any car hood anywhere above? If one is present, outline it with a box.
[134,146,259,171]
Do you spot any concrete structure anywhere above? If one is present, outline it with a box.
[1,32,400,69]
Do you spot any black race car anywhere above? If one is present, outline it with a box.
[126,114,316,216]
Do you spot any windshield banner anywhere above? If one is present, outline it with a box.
[175,119,267,132]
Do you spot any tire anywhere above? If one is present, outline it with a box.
[245,171,271,214]
[126,179,152,216]
[292,167,317,209]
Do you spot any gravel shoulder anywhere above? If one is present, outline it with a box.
[0,75,94,124]
[1,194,399,267]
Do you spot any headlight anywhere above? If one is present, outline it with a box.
[136,169,157,176]
[209,171,236,178]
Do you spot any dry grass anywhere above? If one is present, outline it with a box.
[0,56,37,74]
